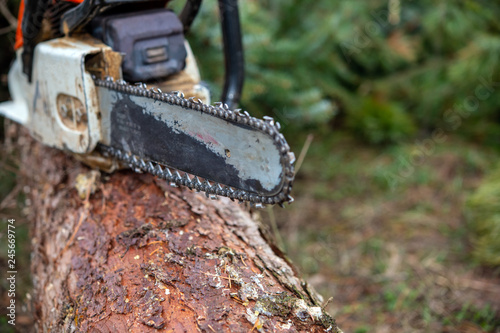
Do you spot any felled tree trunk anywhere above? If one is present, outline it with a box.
[10,123,341,332]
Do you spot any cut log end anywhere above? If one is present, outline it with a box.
[10,122,342,333]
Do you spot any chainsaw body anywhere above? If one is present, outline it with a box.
[5,34,208,155]
[0,0,295,206]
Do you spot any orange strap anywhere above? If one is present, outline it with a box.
[14,0,24,50]
[14,0,85,50]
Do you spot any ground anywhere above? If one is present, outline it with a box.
[262,132,500,333]
[1,131,500,332]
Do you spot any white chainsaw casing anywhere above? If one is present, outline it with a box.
[0,37,108,154]
[0,37,209,157]
[1,59,30,125]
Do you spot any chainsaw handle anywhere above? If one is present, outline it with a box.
[179,0,202,33]
[218,0,244,110]
[60,0,145,34]
[180,0,245,109]
[21,0,50,81]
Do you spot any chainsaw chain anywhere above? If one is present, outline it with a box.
[93,77,295,206]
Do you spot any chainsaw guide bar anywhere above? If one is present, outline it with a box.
[94,77,295,207]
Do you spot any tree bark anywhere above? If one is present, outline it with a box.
[10,123,342,332]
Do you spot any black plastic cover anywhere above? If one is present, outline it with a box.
[93,9,187,82]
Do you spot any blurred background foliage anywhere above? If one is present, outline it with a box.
[186,0,500,145]
[1,0,500,331]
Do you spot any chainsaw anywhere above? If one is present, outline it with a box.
[0,0,295,206]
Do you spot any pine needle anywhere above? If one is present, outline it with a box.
[295,134,313,174]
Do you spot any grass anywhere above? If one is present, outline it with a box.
[466,168,500,267]
[263,131,500,332]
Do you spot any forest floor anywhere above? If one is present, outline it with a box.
[1,131,500,332]
[262,131,500,333]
